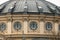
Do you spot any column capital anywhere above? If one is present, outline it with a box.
[53,20,59,23]
[7,15,13,22]
[23,17,29,22]
[39,17,45,22]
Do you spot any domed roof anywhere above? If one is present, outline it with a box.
[0,0,60,15]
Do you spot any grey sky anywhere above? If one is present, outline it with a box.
[0,0,60,6]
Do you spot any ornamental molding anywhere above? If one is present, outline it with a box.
[7,15,13,22]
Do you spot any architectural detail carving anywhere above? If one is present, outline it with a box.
[0,0,60,40]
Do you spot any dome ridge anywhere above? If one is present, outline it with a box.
[0,0,59,14]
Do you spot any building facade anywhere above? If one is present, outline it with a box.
[0,0,60,40]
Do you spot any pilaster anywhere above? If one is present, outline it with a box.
[7,14,12,34]
[23,17,28,34]
[54,20,59,35]
[40,18,45,34]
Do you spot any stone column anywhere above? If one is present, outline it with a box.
[7,14,12,34]
[24,19,28,34]
[40,21,44,34]
[7,21,12,34]
[54,22,58,35]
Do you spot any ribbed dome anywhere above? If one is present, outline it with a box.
[0,0,60,15]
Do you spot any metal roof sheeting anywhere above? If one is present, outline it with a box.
[14,1,25,12]
[0,0,60,14]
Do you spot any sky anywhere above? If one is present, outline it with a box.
[0,0,60,6]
